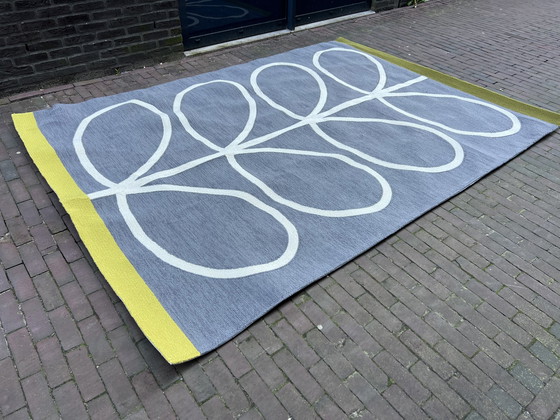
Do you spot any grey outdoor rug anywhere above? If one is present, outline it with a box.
[13,40,558,363]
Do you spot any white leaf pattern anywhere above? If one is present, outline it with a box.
[78,46,522,279]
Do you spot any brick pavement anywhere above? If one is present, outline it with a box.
[1,0,560,418]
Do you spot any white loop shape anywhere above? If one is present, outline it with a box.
[174,80,257,151]
[73,99,172,188]
[228,148,393,217]
[380,93,522,137]
[313,47,388,94]
[81,45,528,279]
[250,63,328,120]
[117,185,299,279]
[313,118,465,173]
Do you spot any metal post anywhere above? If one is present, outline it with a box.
[287,0,296,31]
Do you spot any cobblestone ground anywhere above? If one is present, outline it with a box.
[2,0,560,418]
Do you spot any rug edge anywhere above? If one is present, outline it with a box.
[11,112,200,365]
[337,38,560,126]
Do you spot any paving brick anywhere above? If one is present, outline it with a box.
[527,378,560,420]
[332,311,381,356]
[18,242,47,277]
[305,329,354,380]
[27,184,51,209]
[351,268,397,309]
[78,316,114,365]
[515,313,560,356]
[29,224,56,252]
[200,396,231,419]
[33,271,64,311]
[107,325,146,376]
[0,241,23,269]
[0,290,25,333]
[365,320,417,368]
[411,360,470,418]
[393,302,440,346]
[0,328,9,360]
[123,408,149,419]
[374,351,430,405]
[20,297,53,342]
[326,282,373,326]
[247,319,283,355]
[88,289,122,331]
[204,356,250,414]
[357,293,403,333]
[165,381,205,420]
[472,353,534,407]
[44,251,75,286]
[0,191,20,220]
[180,362,217,404]
[510,363,544,395]
[457,322,514,368]
[6,179,31,204]
[6,264,35,302]
[309,359,363,414]
[239,370,288,419]
[67,346,105,402]
[279,299,314,334]
[271,318,319,368]
[346,372,401,419]
[98,358,140,416]
[49,306,83,351]
[273,348,324,404]
[238,408,264,420]
[6,217,32,246]
[0,358,26,416]
[132,370,175,419]
[137,339,179,388]
[54,230,83,263]
[4,407,32,420]
[423,394,464,420]
[53,381,88,419]
[342,340,389,392]
[306,281,343,316]
[21,373,58,420]
[17,200,42,227]
[276,382,316,419]
[300,299,346,343]
[494,333,553,381]
[7,328,41,379]
[448,375,508,420]
[0,267,9,293]
[86,394,119,420]
[435,341,494,392]
[314,394,347,419]
[487,385,523,419]
[250,351,285,391]
[40,205,66,234]
[529,341,560,371]
[383,384,429,420]
[36,336,71,388]
[60,281,93,321]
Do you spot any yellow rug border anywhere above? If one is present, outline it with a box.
[337,38,560,125]
[12,112,200,364]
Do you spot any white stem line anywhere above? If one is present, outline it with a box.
[89,75,429,198]
[239,75,427,151]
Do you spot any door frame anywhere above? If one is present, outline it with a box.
[180,0,372,50]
